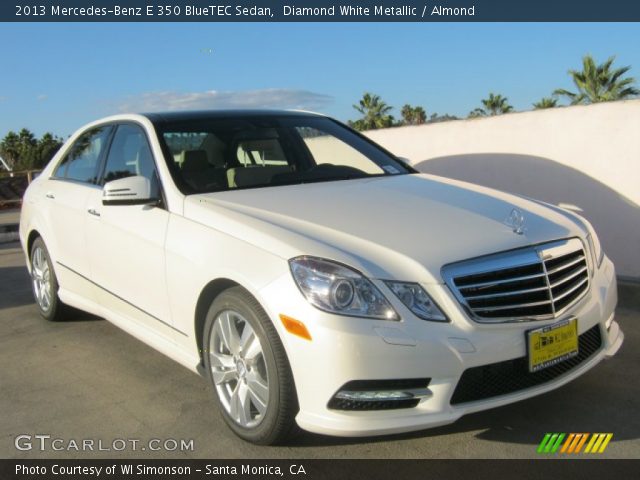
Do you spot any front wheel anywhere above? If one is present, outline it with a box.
[203,286,298,445]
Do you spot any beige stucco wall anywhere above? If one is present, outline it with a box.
[365,100,640,279]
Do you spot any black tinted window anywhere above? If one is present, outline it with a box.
[102,124,157,185]
[55,126,111,183]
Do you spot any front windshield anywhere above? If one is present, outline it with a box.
[155,115,410,194]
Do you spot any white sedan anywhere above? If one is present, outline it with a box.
[20,110,623,444]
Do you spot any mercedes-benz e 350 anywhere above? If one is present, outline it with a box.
[20,110,623,444]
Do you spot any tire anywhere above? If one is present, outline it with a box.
[30,237,67,322]
[202,286,298,445]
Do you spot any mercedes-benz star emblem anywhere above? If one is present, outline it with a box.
[505,208,526,235]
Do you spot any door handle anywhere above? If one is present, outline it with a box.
[87,208,101,217]
[45,192,55,199]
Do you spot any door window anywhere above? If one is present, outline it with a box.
[101,124,160,196]
[54,126,112,183]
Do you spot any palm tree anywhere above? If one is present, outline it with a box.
[351,93,394,130]
[401,104,414,125]
[468,108,487,118]
[533,97,558,109]
[413,106,427,125]
[468,93,513,117]
[482,93,513,115]
[554,55,640,105]
[400,104,427,125]
[0,131,21,167]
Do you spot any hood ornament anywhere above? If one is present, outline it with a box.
[505,208,526,235]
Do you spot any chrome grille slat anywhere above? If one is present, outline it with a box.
[552,277,589,302]
[442,238,590,323]
[456,271,546,290]
[464,285,550,300]
[545,255,586,275]
[549,265,588,288]
[473,299,553,312]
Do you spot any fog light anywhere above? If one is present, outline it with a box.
[335,390,416,401]
[328,378,432,410]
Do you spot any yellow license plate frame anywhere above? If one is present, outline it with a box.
[527,318,579,372]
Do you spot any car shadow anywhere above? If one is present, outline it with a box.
[0,263,101,322]
[0,265,34,309]
[413,153,640,280]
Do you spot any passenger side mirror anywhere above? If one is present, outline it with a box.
[102,175,158,206]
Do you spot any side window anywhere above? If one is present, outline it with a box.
[102,124,159,192]
[54,126,112,183]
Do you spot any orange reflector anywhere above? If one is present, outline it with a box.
[279,314,312,341]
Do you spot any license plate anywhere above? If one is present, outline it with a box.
[527,318,579,372]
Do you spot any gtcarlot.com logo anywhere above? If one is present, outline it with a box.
[537,433,613,454]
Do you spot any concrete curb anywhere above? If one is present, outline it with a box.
[0,223,19,244]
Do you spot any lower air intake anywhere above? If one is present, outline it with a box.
[450,325,602,405]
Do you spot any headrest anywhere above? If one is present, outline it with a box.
[182,150,209,172]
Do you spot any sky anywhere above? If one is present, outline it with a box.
[1,22,640,137]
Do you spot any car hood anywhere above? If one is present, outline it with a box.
[184,174,585,283]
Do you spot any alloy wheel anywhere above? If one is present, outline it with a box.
[31,246,52,312]
[209,310,270,428]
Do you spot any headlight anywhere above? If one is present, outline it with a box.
[385,282,447,322]
[582,219,604,270]
[587,233,603,270]
[289,257,398,320]
[559,207,604,273]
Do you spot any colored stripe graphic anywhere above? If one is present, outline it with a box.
[574,433,589,453]
[560,433,575,453]
[537,433,565,453]
[598,433,613,453]
[550,433,565,453]
[537,433,552,453]
[538,433,613,454]
[584,433,598,453]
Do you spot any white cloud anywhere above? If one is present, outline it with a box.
[0,96,6,102]
[116,88,333,113]
[36,94,48,101]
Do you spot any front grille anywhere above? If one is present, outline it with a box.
[443,238,590,322]
[450,324,602,405]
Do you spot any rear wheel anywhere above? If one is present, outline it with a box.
[203,286,298,445]
[30,237,66,322]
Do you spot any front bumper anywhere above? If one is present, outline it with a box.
[259,254,623,437]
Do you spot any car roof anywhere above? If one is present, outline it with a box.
[142,109,326,124]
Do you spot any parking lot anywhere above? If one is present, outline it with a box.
[1,241,638,459]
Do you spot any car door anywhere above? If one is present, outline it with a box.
[84,123,174,336]
[41,125,113,298]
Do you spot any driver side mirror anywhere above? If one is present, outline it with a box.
[102,175,159,206]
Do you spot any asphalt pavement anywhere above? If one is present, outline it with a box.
[0,242,638,459]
